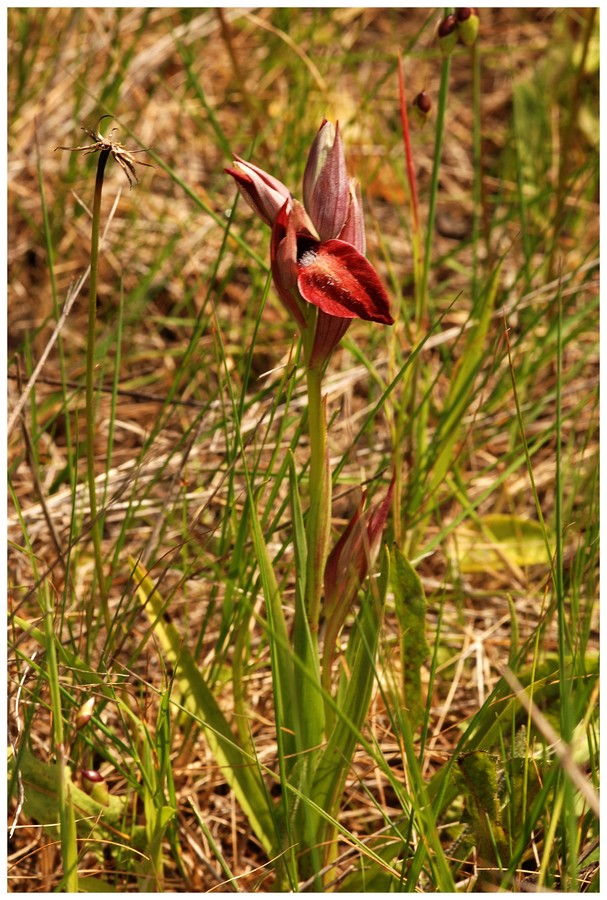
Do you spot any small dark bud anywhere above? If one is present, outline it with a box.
[75,697,95,731]
[458,8,480,46]
[81,768,104,784]
[438,13,457,38]
[438,14,458,56]
[415,90,432,115]
[456,8,473,23]
[81,768,110,806]
[413,90,432,127]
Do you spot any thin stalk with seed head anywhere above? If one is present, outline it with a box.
[56,119,152,626]
[86,149,111,625]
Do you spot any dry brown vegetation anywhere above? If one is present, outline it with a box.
[8,8,598,892]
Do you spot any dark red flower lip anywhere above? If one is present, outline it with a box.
[296,239,394,325]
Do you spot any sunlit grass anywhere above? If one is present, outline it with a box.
[8,7,598,892]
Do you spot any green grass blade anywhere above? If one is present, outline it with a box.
[40,580,79,891]
[426,257,503,498]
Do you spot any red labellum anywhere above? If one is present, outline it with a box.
[297,239,394,325]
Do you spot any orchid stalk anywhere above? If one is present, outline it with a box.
[228,123,392,631]
[226,120,395,881]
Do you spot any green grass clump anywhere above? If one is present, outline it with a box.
[8,8,598,892]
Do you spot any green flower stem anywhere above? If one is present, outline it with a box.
[406,53,451,556]
[86,149,111,626]
[549,7,597,280]
[304,363,331,636]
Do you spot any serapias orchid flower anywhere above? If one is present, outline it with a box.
[226,120,393,368]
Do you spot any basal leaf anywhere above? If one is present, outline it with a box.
[449,514,553,573]
[391,545,429,728]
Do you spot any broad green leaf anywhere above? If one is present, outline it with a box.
[287,451,325,878]
[449,514,553,572]
[456,751,509,872]
[78,877,118,892]
[391,545,429,728]
[248,488,297,763]
[11,615,112,690]
[245,484,302,883]
[312,546,390,837]
[131,559,277,856]
[337,835,405,893]
[8,746,139,843]
[139,727,177,890]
